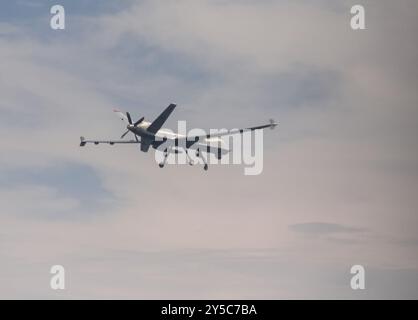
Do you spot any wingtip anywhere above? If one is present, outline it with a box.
[79,136,86,147]
[269,119,278,129]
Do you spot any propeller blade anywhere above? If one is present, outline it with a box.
[120,130,130,139]
[134,117,144,127]
[126,112,133,124]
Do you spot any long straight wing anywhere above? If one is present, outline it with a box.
[178,119,278,142]
[79,136,140,146]
[147,103,176,134]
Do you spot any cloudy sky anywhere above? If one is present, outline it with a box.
[1,0,418,299]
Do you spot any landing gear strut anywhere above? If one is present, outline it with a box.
[185,149,195,166]
[159,147,169,168]
[196,148,209,171]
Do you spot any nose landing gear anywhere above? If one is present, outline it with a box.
[159,147,169,168]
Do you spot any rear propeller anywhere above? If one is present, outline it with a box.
[120,112,144,141]
[120,130,130,139]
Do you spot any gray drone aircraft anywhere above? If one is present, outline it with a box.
[80,103,277,170]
